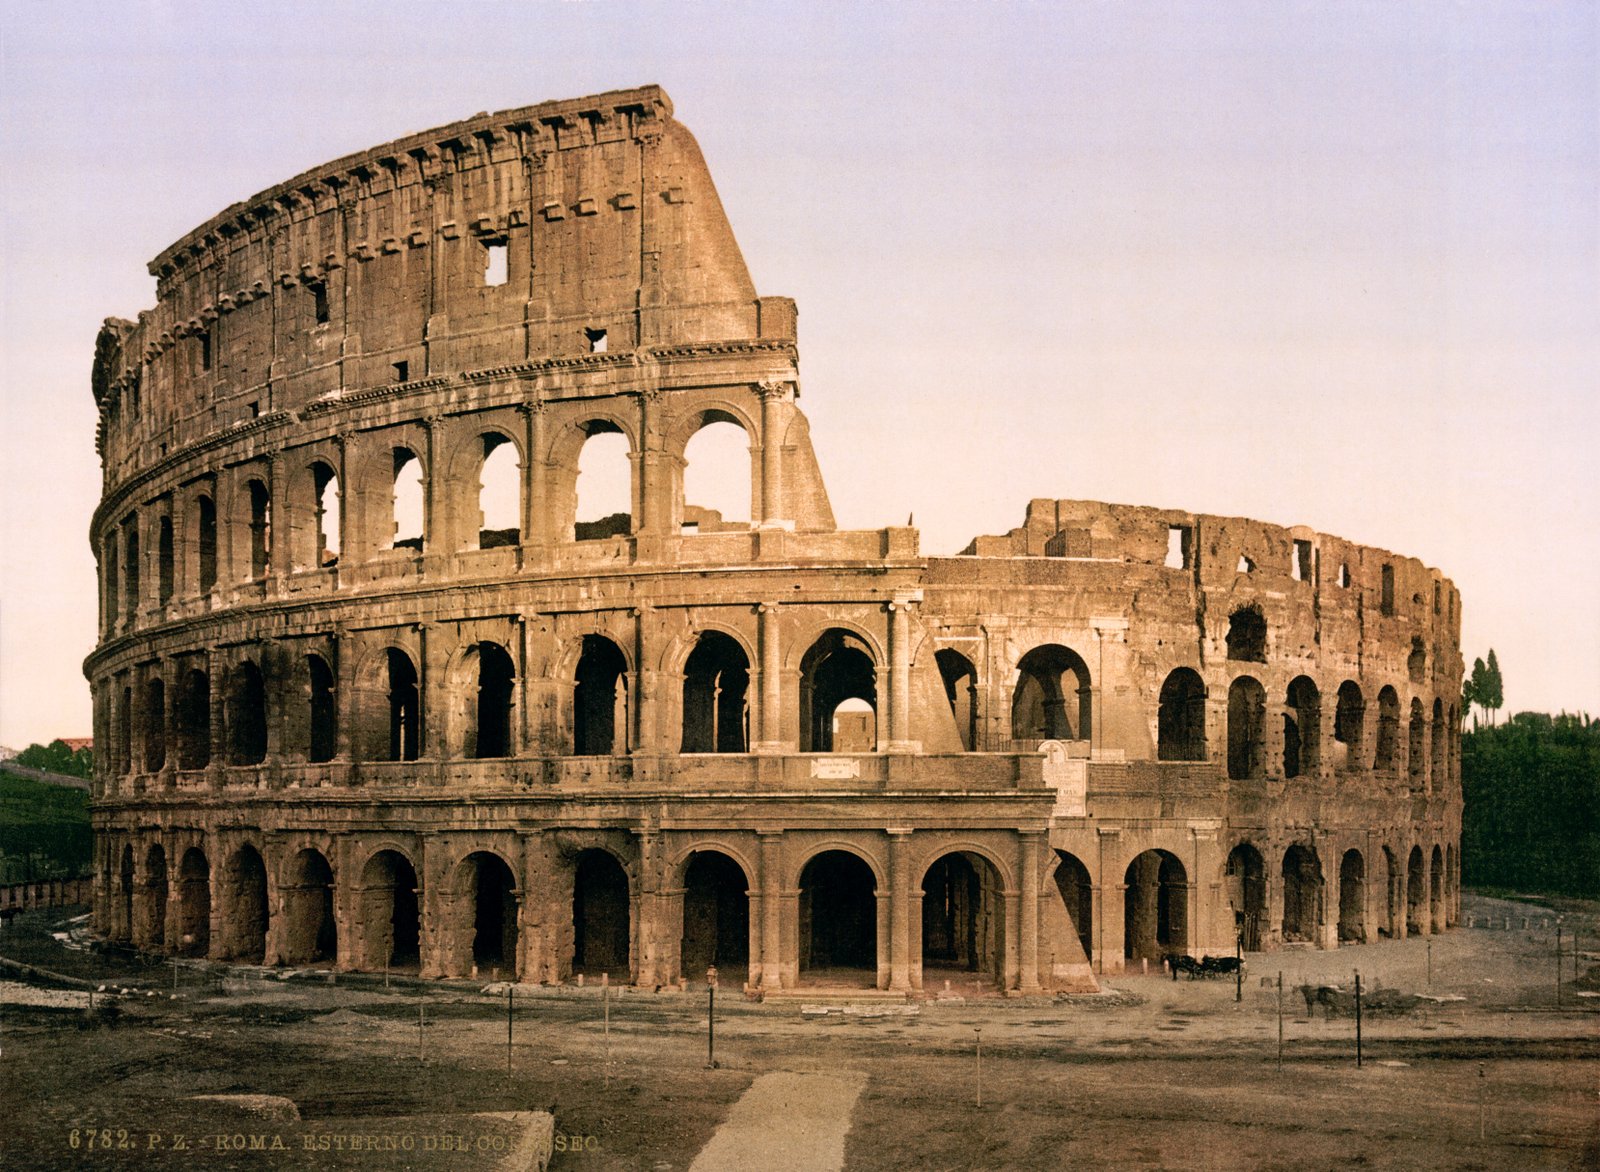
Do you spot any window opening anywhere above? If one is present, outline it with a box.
[197,331,211,371]
[1165,526,1191,570]
[1380,564,1395,616]
[1225,607,1267,662]
[122,518,140,620]
[247,479,270,579]
[386,649,421,761]
[1292,539,1312,582]
[157,515,174,604]
[391,448,424,551]
[682,418,751,529]
[314,464,340,566]
[308,654,336,763]
[1237,554,1255,574]
[393,360,409,383]
[574,425,631,539]
[478,436,521,548]
[1338,562,1351,588]
[585,327,608,353]
[471,643,515,759]
[482,239,508,287]
[308,279,329,324]
[197,495,217,593]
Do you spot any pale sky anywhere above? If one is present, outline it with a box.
[2,2,1596,747]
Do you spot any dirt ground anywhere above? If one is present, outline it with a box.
[2,892,1597,1171]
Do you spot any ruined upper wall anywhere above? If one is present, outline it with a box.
[92,86,794,476]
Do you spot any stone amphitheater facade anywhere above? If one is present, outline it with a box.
[86,86,1462,994]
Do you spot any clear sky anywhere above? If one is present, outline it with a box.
[2,1,1596,747]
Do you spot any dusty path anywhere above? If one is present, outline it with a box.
[689,1071,867,1172]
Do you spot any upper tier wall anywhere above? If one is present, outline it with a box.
[91,85,793,484]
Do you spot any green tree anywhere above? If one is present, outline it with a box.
[1483,649,1504,726]
[1467,657,1489,729]
[13,739,93,779]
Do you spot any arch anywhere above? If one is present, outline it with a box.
[390,447,424,551]
[1407,636,1427,684]
[1430,844,1445,933]
[1124,849,1187,962]
[1281,843,1322,943]
[141,843,168,949]
[1011,644,1092,744]
[1408,697,1426,783]
[196,492,217,593]
[1374,685,1400,772]
[1225,607,1267,663]
[1447,704,1459,789]
[384,647,421,761]
[221,844,268,963]
[1225,842,1267,951]
[574,634,629,755]
[1338,849,1365,943]
[1380,844,1401,938]
[176,847,210,957]
[1284,675,1320,778]
[680,414,753,531]
[117,683,132,775]
[1406,845,1426,935]
[142,676,166,772]
[921,851,1006,989]
[681,631,750,753]
[457,850,519,975]
[1052,849,1094,964]
[1227,676,1266,780]
[468,642,516,759]
[936,648,979,752]
[476,433,522,549]
[307,654,336,763]
[245,478,271,580]
[281,848,336,965]
[176,668,210,770]
[116,844,135,943]
[1333,681,1365,771]
[799,628,878,752]
[799,849,878,979]
[122,514,140,618]
[573,425,633,540]
[680,850,749,979]
[572,848,629,977]
[313,460,340,566]
[1445,843,1457,925]
[225,660,267,766]
[157,513,174,603]
[359,849,420,971]
[1430,698,1446,793]
[1158,667,1207,761]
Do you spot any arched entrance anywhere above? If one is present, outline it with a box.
[681,634,750,753]
[176,848,210,957]
[1430,845,1445,933]
[799,631,877,752]
[1381,845,1401,938]
[1053,851,1094,964]
[921,852,1006,990]
[1338,850,1365,943]
[1225,843,1267,951]
[141,844,168,950]
[1281,844,1322,943]
[116,844,134,943]
[223,845,268,963]
[680,851,749,982]
[460,852,518,975]
[283,849,337,965]
[359,850,420,971]
[799,850,877,983]
[572,850,629,978]
[1407,846,1426,935]
[1124,850,1187,963]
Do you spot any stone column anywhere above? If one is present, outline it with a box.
[888,830,912,992]
[418,834,446,978]
[633,606,656,754]
[1017,831,1042,993]
[756,380,789,525]
[333,629,356,761]
[759,832,783,989]
[267,455,290,585]
[754,603,783,752]
[1096,828,1122,972]
[885,598,917,752]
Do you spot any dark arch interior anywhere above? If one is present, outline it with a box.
[308,654,336,763]
[361,850,420,970]
[681,633,750,753]
[1011,644,1091,743]
[800,631,877,752]
[143,844,168,948]
[574,635,628,755]
[284,849,337,965]
[1339,849,1365,943]
[936,649,978,752]
[1124,849,1187,961]
[467,852,518,971]
[177,847,210,957]
[1225,608,1267,662]
[227,662,267,766]
[1226,843,1267,951]
[573,849,629,975]
[800,850,876,975]
[226,846,268,964]
[473,642,515,759]
[1158,668,1206,761]
[1053,850,1094,962]
[386,648,420,761]
[681,851,749,978]
[1282,844,1321,942]
[1227,676,1265,780]
[1407,846,1426,934]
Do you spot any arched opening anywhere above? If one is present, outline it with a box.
[1284,676,1320,778]
[1445,844,1457,925]
[1430,699,1445,793]
[680,851,749,979]
[1124,849,1187,962]
[477,435,522,548]
[142,677,166,772]
[157,514,174,603]
[681,632,749,753]
[1227,676,1266,779]
[1447,705,1459,790]
[799,850,877,981]
[226,661,267,766]
[799,629,877,752]
[176,847,210,957]
[1334,681,1365,771]
[1374,685,1400,772]
[1225,607,1267,662]
[471,643,516,759]
[391,448,424,551]
[1430,845,1445,933]
[572,849,629,977]
[1052,851,1094,964]
[197,493,217,593]
[1158,668,1206,761]
[247,479,270,580]
[935,649,979,751]
[283,848,337,965]
[118,685,132,775]
[104,534,119,628]
[1407,637,1426,684]
[1338,850,1365,943]
[223,845,268,963]
[177,669,210,770]
[122,516,140,617]
[386,648,420,761]
[314,462,340,566]
[1225,843,1267,951]
[1408,698,1426,783]
[1406,846,1426,935]
[307,654,336,763]
[141,844,168,949]
[461,851,518,974]
[681,417,751,530]
[1381,846,1400,938]
[921,852,1006,989]
[1281,844,1322,943]
[573,635,629,755]
[117,844,134,943]
[574,425,632,540]
[359,850,420,971]
[1011,645,1092,745]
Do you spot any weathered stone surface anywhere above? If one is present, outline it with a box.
[85,87,1460,996]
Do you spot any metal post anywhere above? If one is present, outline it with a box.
[1354,971,1363,1068]
[1235,933,1242,1003]
[975,1028,983,1108]
[1556,926,1562,1009]
[1477,1062,1485,1140]
[705,966,718,1069]
[418,1001,425,1064]
[1427,939,1432,987]
[1276,972,1283,1071]
[506,985,514,1073]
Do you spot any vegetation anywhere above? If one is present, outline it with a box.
[11,738,94,779]
[1461,711,1599,898]
[1461,649,1505,729]
[0,768,92,882]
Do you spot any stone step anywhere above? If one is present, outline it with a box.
[761,987,910,1005]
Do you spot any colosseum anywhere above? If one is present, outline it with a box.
[85,85,1462,995]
